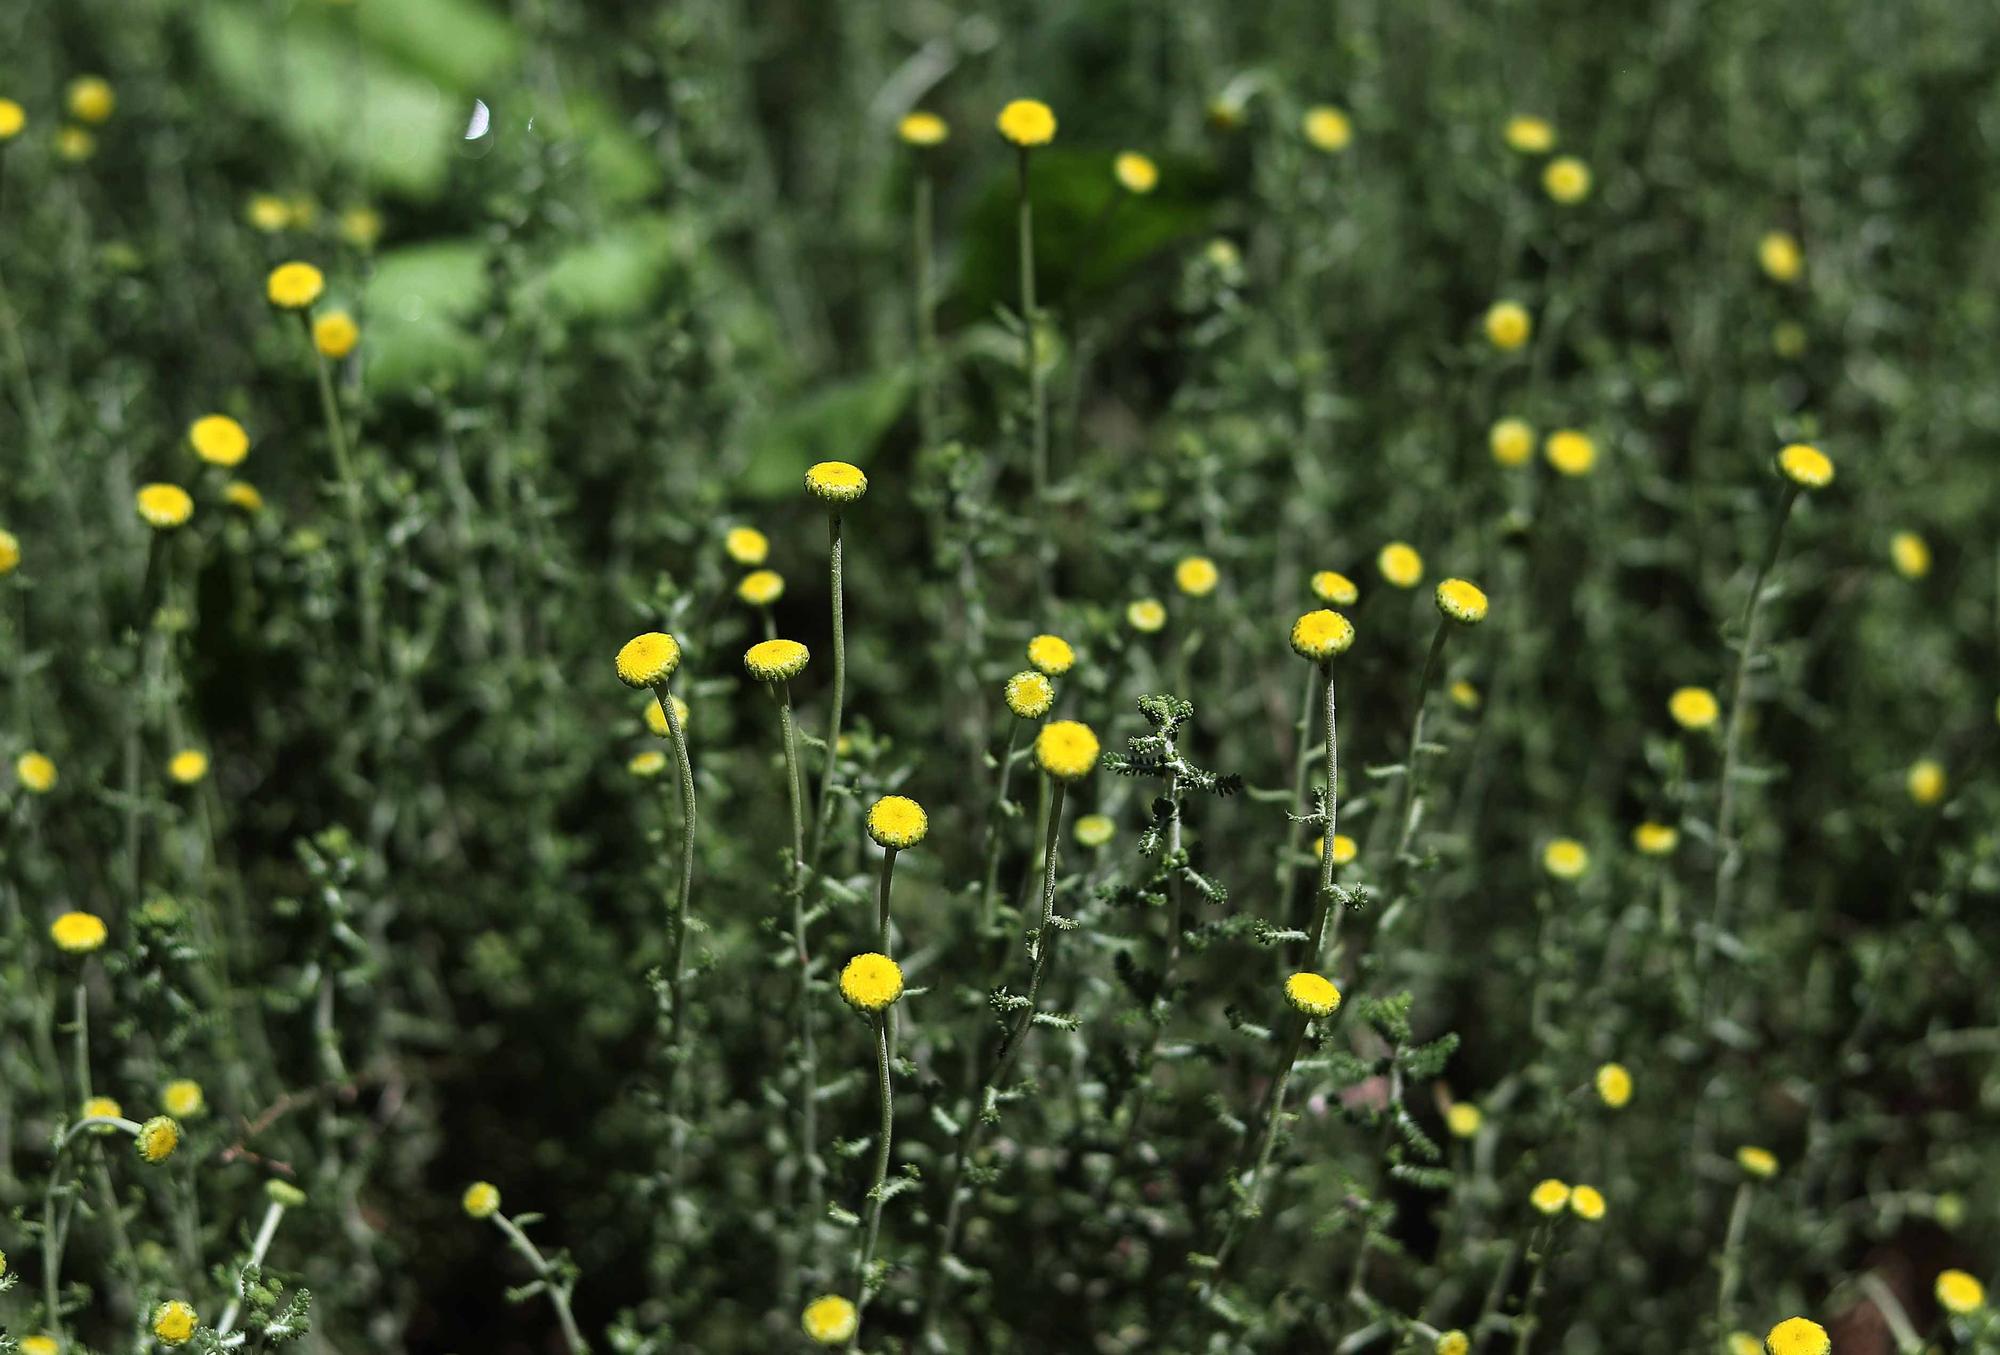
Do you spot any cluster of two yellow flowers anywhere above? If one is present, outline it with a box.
[0,75,116,163]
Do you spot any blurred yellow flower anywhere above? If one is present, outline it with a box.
[1669,686,1720,731]
[0,528,19,574]
[267,262,325,310]
[1569,1184,1606,1220]
[898,111,948,147]
[1314,833,1357,865]
[17,751,58,793]
[463,1182,501,1218]
[1763,1317,1828,1355]
[67,77,115,125]
[340,205,384,249]
[1632,821,1678,856]
[1484,301,1532,351]
[1127,598,1167,632]
[1777,443,1834,489]
[1935,1269,1985,1315]
[224,481,264,513]
[1074,813,1115,848]
[1310,570,1358,606]
[1529,1179,1570,1214]
[248,195,292,233]
[1758,231,1803,283]
[1504,115,1554,153]
[1302,105,1352,152]
[1027,634,1075,675]
[1736,1145,1778,1179]
[1889,530,1930,579]
[0,99,25,141]
[1907,758,1946,807]
[56,126,95,162]
[1445,1103,1482,1139]
[1544,429,1596,476]
[1378,542,1423,588]
[1542,838,1589,880]
[1490,417,1535,467]
[996,99,1057,147]
[137,483,195,529]
[1114,151,1159,194]
[1595,1062,1632,1108]
[313,310,360,359]
[168,749,209,785]
[801,1295,858,1344]
[725,526,768,566]
[1035,720,1101,780]
[1175,555,1219,597]
[190,415,250,466]
[1543,156,1591,203]
[737,570,784,607]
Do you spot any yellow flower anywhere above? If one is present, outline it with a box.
[1544,429,1596,476]
[1569,1184,1606,1220]
[1595,1062,1632,1109]
[247,194,292,232]
[17,750,58,793]
[1283,971,1342,1017]
[1542,838,1589,880]
[1314,833,1357,865]
[152,1300,198,1346]
[1889,531,1930,579]
[801,1294,859,1345]
[737,570,785,607]
[1632,821,1679,856]
[161,1079,204,1118]
[137,483,196,529]
[67,77,115,125]
[462,1181,501,1218]
[1175,555,1220,597]
[1772,321,1808,359]
[1127,598,1167,632]
[1728,1332,1763,1355]
[1490,417,1535,467]
[189,415,250,467]
[1435,579,1488,625]
[745,638,810,683]
[1543,156,1591,203]
[1310,570,1358,606]
[898,111,949,147]
[725,526,769,566]
[1445,1103,1482,1139]
[868,795,929,850]
[266,261,326,310]
[1936,1269,1986,1315]
[1114,151,1159,194]
[1758,231,1803,284]
[1378,542,1424,588]
[996,99,1056,148]
[0,527,18,573]
[1290,609,1355,662]
[0,98,25,141]
[1763,1317,1829,1355]
[1504,115,1555,153]
[1074,813,1114,848]
[82,1095,123,1124]
[839,953,904,1013]
[1777,443,1834,489]
[1005,670,1055,719]
[224,481,264,513]
[55,126,94,162]
[340,205,384,248]
[1450,680,1481,711]
[1907,758,1946,807]
[20,1339,57,1355]
[628,750,668,778]
[1027,634,1076,676]
[1484,301,1532,351]
[1529,1179,1571,1214]
[805,460,868,503]
[616,632,682,688]
[1736,1145,1778,1179]
[313,310,360,359]
[136,1115,181,1163]
[51,911,107,953]
[1669,686,1720,731]
[167,749,209,785]
[643,693,690,738]
[1435,1331,1471,1355]
[1302,105,1353,152]
[1035,720,1100,780]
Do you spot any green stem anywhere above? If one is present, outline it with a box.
[876,847,896,953]
[1512,1220,1555,1355]
[654,684,698,1118]
[772,682,823,1242]
[809,513,846,866]
[1392,622,1451,867]
[306,317,381,670]
[849,1014,895,1349]
[492,1212,587,1355]
[976,722,1024,936]
[1714,1180,1753,1339]
[1301,665,1342,965]
[1018,149,1051,606]
[1276,663,1321,934]
[1202,1013,1313,1300]
[217,1200,288,1336]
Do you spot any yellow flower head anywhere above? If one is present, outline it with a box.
[137,483,196,529]
[1764,1318,1829,1355]
[1544,429,1597,476]
[996,99,1056,148]
[1777,443,1834,489]
[1569,1184,1606,1220]
[1074,813,1115,848]
[0,527,19,574]
[1669,686,1720,731]
[1529,1179,1571,1214]
[1310,570,1358,606]
[1005,670,1055,719]
[1595,1062,1632,1108]
[1736,1145,1778,1179]
[745,638,810,683]
[1907,758,1946,807]
[189,415,250,467]
[247,195,291,233]
[1504,115,1555,153]
[1435,1331,1471,1355]
[738,569,785,607]
[224,481,264,513]
[725,526,769,566]
[136,1115,182,1163]
[1436,579,1488,625]
[313,310,360,360]
[628,750,668,778]
[266,261,326,310]
[839,952,904,1013]
[1290,608,1355,662]
[152,1300,198,1346]
[1633,821,1679,856]
[18,750,58,793]
[1035,720,1101,780]
[1114,151,1159,194]
[462,1181,501,1218]
[55,126,94,162]
[1303,105,1353,152]
[1543,156,1592,203]
[1490,417,1535,467]
[1484,301,1532,351]
[1284,971,1342,1017]
[1127,598,1167,633]
[899,111,949,147]
[805,460,868,503]
[1378,542,1423,588]
[1314,834,1357,865]
[643,693,690,738]
[1889,531,1930,580]
[1759,232,1803,284]
[1175,555,1220,597]
[20,1339,58,1355]
[161,1079,205,1118]
[868,795,928,850]
[1936,1269,1986,1315]
[67,77,115,124]
[340,205,384,248]
[1450,680,1482,711]
[51,911,108,954]
[0,99,25,141]
[1027,633,1076,676]
[167,749,209,785]
[82,1095,123,1124]
[615,632,682,688]
[1445,1103,1482,1139]
[1728,1333,1763,1355]
[801,1294,859,1345]
[1542,838,1590,880]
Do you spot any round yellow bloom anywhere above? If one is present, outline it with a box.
[313,310,360,359]
[868,795,928,850]
[1569,1184,1606,1220]
[1504,115,1555,153]
[1888,531,1930,580]
[801,1294,859,1345]
[1764,1317,1829,1355]
[136,1115,181,1163]
[1484,301,1532,351]
[1669,686,1720,731]
[1435,1331,1471,1355]
[725,526,769,566]
[137,483,195,529]
[839,953,904,1012]
[745,638,810,683]
[1595,1062,1632,1109]
[1436,579,1488,625]
[1759,232,1803,284]
[1302,105,1352,152]
[153,1301,197,1345]
[20,1339,57,1355]
[189,415,250,467]
[340,205,383,248]
[0,99,25,141]
[1529,1179,1571,1214]
[1450,680,1482,711]
[1378,542,1424,588]
[224,481,264,512]
[1445,1103,1482,1139]
[1728,1332,1763,1355]
[1907,758,1946,807]
[1543,156,1591,203]
[804,460,868,503]
[1284,971,1342,1018]
[643,693,690,738]
[1633,821,1679,856]
[162,1080,204,1118]
[1544,429,1596,476]
[0,527,18,574]
[1175,555,1220,597]
[51,911,107,953]
[1736,1145,1778,1179]
[463,1182,501,1218]
[67,77,115,125]
[1114,151,1159,194]
[616,632,682,688]
[1074,813,1114,848]
[1936,1269,1985,1315]
[18,751,57,793]
[247,195,292,233]
[628,750,668,777]
[1310,570,1358,606]
[266,261,326,310]
[1127,598,1167,632]
[82,1095,123,1124]
[1027,634,1075,676]
[737,569,785,607]
[1542,838,1589,880]
[167,749,209,785]
[1005,670,1055,719]
[1777,443,1834,489]
[1035,720,1100,780]
[55,126,94,162]
[1290,609,1355,662]
[1490,417,1535,467]
[996,99,1056,148]
[1314,833,1357,865]
[898,111,948,147]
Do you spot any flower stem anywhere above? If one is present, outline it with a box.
[492,1212,588,1355]
[849,1014,895,1349]
[654,684,699,1120]
[1713,1180,1753,1339]
[1302,665,1342,966]
[773,682,823,1235]
[809,512,847,866]
[1202,1012,1313,1301]
[1277,663,1321,934]
[1017,148,1051,606]
[217,1199,288,1336]
[305,317,380,670]
[976,722,1024,937]
[1512,1220,1555,1355]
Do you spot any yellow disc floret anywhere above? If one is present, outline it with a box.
[1175,555,1220,597]
[266,261,326,310]
[137,484,195,529]
[1633,822,1679,856]
[804,460,868,503]
[1889,531,1930,579]
[152,1300,198,1346]
[51,911,108,954]
[1310,570,1358,606]
[1759,232,1803,284]
[136,1115,182,1163]
[867,795,928,850]
[1544,429,1597,476]
[1114,151,1159,194]
[801,1294,859,1344]
[463,1181,501,1217]
[1303,106,1352,153]
[167,750,209,785]
[313,311,360,359]
[1027,633,1075,676]
[1283,971,1342,1017]
[189,415,250,466]
[1907,759,1946,807]
[1490,417,1535,467]
[1529,1179,1570,1214]
[1074,814,1114,848]
[1569,1184,1606,1220]
[996,99,1056,148]
[18,751,58,793]
[1737,1146,1778,1179]
[1378,542,1423,588]
[1777,443,1834,489]
[67,77,116,124]
[616,632,682,688]
[162,1080,205,1118]
[1504,115,1554,153]
[738,570,785,607]
[1936,1269,1985,1315]
[1005,670,1055,719]
[1595,1062,1632,1108]
[1764,1318,1829,1355]
[839,953,905,1013]
[1435,579,1488,625]
[1314,834,1357,865]
[745,638,810,683]
[1484,301,1532,351]
[725,526,769,565]
[1035,720,1100,780]
[1542,838,1589,880]
[1127,598,1167,632]
[1445,1103,1482,1139]
[1290,609,1355,662]
[899,111,948,147]
[1669,686,1720,731]
[1543,156,1591,203]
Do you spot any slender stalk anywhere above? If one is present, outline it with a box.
[875,848,897,952]
[809,513,847,865]
[849,1014,895,1349]
[1512,1220,1555,1355]
[1017,149,1051,605]
[976,722,1025,936]
[1391,622,1451,867]
[771,681,823,1239]
[1713,1180,1753,1338]
[775,684,808,870]
[217,1200,288,1336]
[492,1212,587,1355]
[1201,1013,1313,1300]
[1301,665,1342,965]
[1276,663,1321,932]
[653,685,698,1117]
